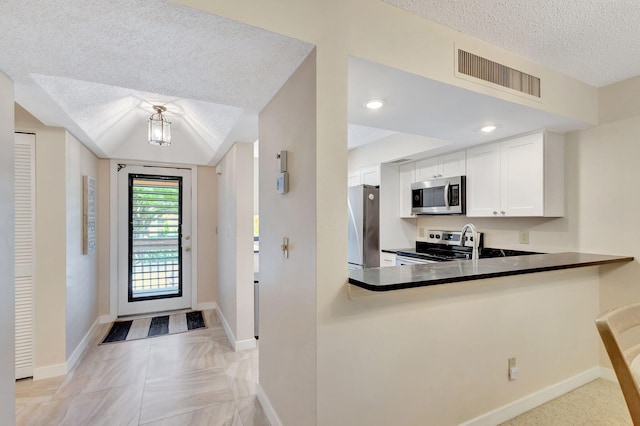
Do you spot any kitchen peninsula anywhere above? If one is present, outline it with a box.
[349,252,633,291]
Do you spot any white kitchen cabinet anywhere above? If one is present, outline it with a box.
[466,131,564,217]
[380,251,397,267]
[439,151,466,178]
[414,157,439,181]
[348,171,361,187]
[414,151,465,181]
[466,142,502,217]
[398,162,416,218]
[361,165,380,186]
[348,165,380,187]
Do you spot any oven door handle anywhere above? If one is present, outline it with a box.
[444,181,450,209]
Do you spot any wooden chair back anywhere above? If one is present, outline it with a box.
[596,302,640,425]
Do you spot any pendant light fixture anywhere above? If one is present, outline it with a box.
[148,105,171,146]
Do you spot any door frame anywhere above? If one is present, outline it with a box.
[109,160,198,320]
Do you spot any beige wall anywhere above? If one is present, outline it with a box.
[174,0,602,424]
[16,106,103,372]
[177,0,597,125]
[0,71,15,426]
[327,269,600,425]
[65,133,100,357]
[197,165,218,304]
[217,143,254,344]
[34,125,68,371]
[16,105,69,370]
[259,50,318,425]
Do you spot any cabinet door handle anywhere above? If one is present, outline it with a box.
[501,211,506,215]
[493,211,498,215]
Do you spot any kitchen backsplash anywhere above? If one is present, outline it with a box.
[415,215,576,253]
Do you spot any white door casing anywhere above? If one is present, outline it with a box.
[117,164,193,316]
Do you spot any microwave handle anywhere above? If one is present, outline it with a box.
[444,181,450,208]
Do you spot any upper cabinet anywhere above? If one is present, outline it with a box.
[399,162,416,218]
[466,131,564,217]
[415,151,466,181]
[348,165,380,187]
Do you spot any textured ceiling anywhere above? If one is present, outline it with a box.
[2,1,619,163]
[0,0,313,165]
[383,0,640,87]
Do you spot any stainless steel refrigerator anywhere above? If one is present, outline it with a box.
[348,184,380,269]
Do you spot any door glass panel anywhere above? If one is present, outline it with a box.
[129,174,182,301]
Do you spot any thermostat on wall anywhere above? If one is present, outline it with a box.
[277,171,289,194]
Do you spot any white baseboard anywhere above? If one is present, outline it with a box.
[65,317,101,374]
[257,384,283,426]
[35,316,104,380]
[600,366,618,382]
[236,338,258,351]
[216,306,257,352]
[460,367,602,426]
[33,363,67,380]
[195,301,217,311]
[99,314,116,324]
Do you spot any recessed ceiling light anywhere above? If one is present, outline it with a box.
[364,99,386,110]
[480,125,497,133]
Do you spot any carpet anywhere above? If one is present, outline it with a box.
[101,311,206,344]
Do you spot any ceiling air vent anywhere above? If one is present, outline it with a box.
[388,158,411,164]
[458,49,541,98]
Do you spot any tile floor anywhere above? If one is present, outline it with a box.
[15,310,270,426]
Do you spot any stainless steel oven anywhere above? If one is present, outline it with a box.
[411,176,465,215]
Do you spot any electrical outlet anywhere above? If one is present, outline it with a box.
[419,227,425,238]
[519,230,530,244]
[508,357,519,381]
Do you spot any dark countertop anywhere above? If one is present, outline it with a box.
[348,252,634,292]
[381,248,412,254]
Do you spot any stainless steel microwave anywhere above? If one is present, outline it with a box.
[411,176,465,215]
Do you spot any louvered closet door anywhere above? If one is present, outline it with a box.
[15,133,35,380]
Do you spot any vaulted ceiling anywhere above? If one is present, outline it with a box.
[0,0,313,165]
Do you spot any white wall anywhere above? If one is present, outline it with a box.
[0,71,16,426]
[379,163,416,250]
[97,159,111,316]
[65,133,99,358]
[197,166,218,304]
[217,142,254,346]
[259,50,318,425]
[253,156,259,274]
[348,133,450,171]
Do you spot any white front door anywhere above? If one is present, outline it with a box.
[117,164,192,316]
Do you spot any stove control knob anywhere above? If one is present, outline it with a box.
[429,233,434,238]
[435,234,441,239]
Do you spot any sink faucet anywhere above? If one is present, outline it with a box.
[460,223,479,261]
